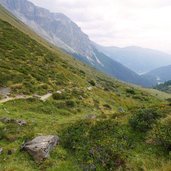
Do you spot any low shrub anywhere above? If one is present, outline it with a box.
[61,120,133,170]
[88,80,96,86]
[126,88,136,95]
[52,92,67,100]
[129,108,161,132]
[150,116,171,151]
[65,100,76,108]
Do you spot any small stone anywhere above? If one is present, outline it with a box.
[56,91,62,94]
[16,120,27,126]
[85,114,96,120]
[0,117,14,123]
[87,87,93,91]
[118,107,125,113]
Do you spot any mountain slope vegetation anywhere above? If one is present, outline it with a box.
[0,0,153,87]
[0,4,171,171]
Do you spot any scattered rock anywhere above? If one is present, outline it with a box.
[0,117,14,123]
[87,87,93,91]
[0,117,27,126]
[85,114,96,120]
[0,148,3,154]
[0,87,11,97]
[16,120,27,126]
[83,164,96,171]
[22,135,59,162]
[79,96,84,100]
[56,90,62,94]
[118,107,125,113]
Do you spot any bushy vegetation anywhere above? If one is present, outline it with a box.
[129,108,162,132]
[150,115,171,151]
[62,120,129,170]
[61,105,171,171]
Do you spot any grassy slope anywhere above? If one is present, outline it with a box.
[0,5,171,171]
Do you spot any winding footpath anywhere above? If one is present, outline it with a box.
[0,93,53,104]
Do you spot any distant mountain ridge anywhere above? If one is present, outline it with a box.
[0,0,154,87]
[95,44,171,74]
[143,65,171,84]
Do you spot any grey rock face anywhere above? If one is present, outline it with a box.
[22,135,59,162]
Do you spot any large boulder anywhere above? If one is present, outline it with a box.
[22,135,59,162]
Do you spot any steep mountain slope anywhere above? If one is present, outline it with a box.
[143,65,171,84]
[0,0,153,87]
[0,5,171,171]
[95,44,171,74]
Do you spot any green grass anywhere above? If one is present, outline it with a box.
[0,5,171,171]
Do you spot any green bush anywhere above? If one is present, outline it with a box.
[62,120,132,170]
[126,88,136,95]
[150,116,171,151]
[52,92,67,100]
[129,108,161,132]
[88,80,96,86]
[65,100,76,108]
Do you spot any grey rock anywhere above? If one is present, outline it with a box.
[87,87,93,91]
[16,120,27,126]
[118,107,125,113]
[56,91,62,94]
[22,135,59,162]
[85,114,96,120]
[0,117,27,126]
[0,117,14,123]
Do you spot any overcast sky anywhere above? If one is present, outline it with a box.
[29,0,171,53]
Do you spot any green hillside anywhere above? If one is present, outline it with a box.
[0,6,171,171]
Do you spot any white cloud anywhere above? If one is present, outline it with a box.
[29,0,171,53]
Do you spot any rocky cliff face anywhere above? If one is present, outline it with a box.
[0,0,96,62]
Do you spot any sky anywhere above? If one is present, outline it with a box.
[29,0,171,54]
